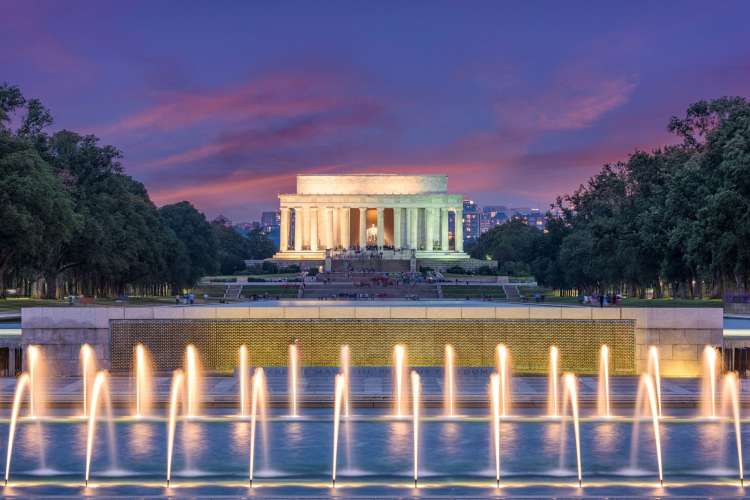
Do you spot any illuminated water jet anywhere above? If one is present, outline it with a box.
[597,345,611,418]
[85,370,115,486]
[490,373,501,487]
[4,372,30,485]
[27,345,43,418]
[701,346,718,419]
[185,345,201,418]
[630,373,663,484]
[166,369,184,487]
[249,367,267,486]
[340,345,351,418]
[643,374,664,485]
[331,374,345,487]
[548,346,559,418]
[393,345,408,417]
[134,344,152,418]
[444,345,456,417]
[80,344,96,418]
[289,344,299,417]
[496,344,511,417]
[239,345,249,417]
[411,370,420,488]
[562,373,582,487]
[722,372,743,486]
[647,346,662,417]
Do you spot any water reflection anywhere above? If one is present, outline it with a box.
[128,422,154,459]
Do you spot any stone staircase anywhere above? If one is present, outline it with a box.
[502,284,521,301]
[223,283,243,301]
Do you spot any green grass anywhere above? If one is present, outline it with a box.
[442,285,507,299]
[0,295,179,313]
[443,274,500,282]
[241,285,299,298]
[538,295,723,308]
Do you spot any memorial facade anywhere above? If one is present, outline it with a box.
[273,174,470,260]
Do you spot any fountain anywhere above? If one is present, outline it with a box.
[340,345,351,418]
[249,367,268,486]
[548,346,559,417]
[166,369,185,487]
[134,344,152,418]
[331,373,345,487]
[630,373,663,484]
[27,345,44,418]
[496,344,511,417]
[490,373,501,487]
[444,345,456,417]
[411,370,420,488]
[722,372,744,485]
[85,370,116,486]
[289,344,299,417]
[239,345,249,417]
[562,373,582,487]
[701,346,718,418]
[647,346,662,417]
[393,344,408,417]
[185,345,202,418]
[4,372,30,485]
[80,344,96,418]
[597,345,611,418]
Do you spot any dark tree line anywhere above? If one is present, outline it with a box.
[472,97,750,299]
[0,84,275,299]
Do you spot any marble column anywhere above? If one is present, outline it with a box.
[280,207,290,251]
[359,208,367,250]
[393,207,402,249]
[409,207,418,250]
[376,207,385,249]
[441,207,449,251]
[294,207,303,251]
[310,207,318,251]
[455,207,464,253]
[425,208,434,251]
[325,207,334,250]
[340,207,350,250]
[303,206,311,249]
[333,206,341,248]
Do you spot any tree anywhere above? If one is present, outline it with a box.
[160,201,218,291]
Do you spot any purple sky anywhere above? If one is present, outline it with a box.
[3,1,749,221]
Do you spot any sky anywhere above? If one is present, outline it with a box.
[2,1,749,222]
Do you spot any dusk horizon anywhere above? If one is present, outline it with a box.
[4,1,750,221]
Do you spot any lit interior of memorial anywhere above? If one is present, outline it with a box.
[274,175,470,260]
[1,343,747,496]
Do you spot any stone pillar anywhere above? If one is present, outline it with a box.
[441,207,449,251]
[294,207,303,252]
[280,207,290,251]
[409,207,419,250]
[376,207,385,249]
[393,207,402,249]
[340,207,350,250]
[425,208,434,251]
[455,207,464,253]
[331,206,339,248]
[359,208,367,250]
[302,206,311,249]
[310,207,318,251]
[325,207,334,250]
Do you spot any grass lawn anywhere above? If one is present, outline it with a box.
[442,285,507,299]
[0,295,179,314]
[538,295,723,308]
[442,274,500,282]
[241,285,299,298]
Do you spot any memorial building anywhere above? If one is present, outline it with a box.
[273,174,471,262]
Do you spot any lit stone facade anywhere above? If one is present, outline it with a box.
[274,174,469,260]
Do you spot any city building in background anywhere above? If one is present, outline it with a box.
[462,200,480,243]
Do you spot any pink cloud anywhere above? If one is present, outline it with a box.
[100,72,351,135]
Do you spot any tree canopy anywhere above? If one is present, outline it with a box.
[472,96,750,298]
[0,83,275,298]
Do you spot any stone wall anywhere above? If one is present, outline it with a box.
[21,304,723,377]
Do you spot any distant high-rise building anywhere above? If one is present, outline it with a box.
[261,210,280,228]
[462,200,480,243]
[480,205,508,234]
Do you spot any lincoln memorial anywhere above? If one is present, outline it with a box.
[273,174,470,261]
